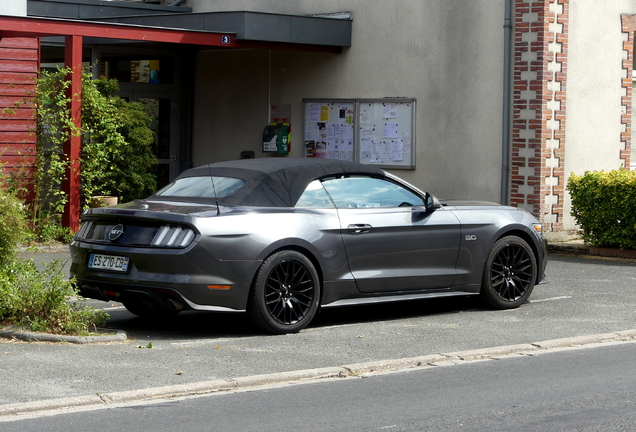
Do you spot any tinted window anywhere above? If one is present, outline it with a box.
[295,180,335,208]
[155,176,245,198]
[321,176,425,209]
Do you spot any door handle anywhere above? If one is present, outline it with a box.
[348,224,372,234]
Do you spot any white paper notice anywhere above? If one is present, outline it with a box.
[361,127,375,140]
[390,140,404,161]
[361,139,372,160]
[382,103,398,119]
[309,104,320,122]
[383,123,398,138]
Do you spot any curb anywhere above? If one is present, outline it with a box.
[0,328,127,344]
[2,329,635,417]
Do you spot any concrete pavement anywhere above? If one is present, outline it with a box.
[1,243,635,417]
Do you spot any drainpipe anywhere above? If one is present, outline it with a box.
[500,0,513,205]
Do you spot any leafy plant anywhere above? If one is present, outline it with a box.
[0,169,29,267]
[567,170,636,250]
[4,67,157,242]
[0,180,108,335]
[0,259,109,335]
[36,67,157,207]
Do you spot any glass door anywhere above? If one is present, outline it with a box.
[120,91,179,190]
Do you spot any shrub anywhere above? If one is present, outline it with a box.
[0,172,29,267]
[567,170,636,250]
[0,260,109,335]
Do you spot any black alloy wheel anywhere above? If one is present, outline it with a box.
[248,250,320,334]
[480,236,537,309]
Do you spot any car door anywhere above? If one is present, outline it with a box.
[321,175,461,293]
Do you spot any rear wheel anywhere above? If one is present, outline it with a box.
[480,236,537,309]
[247,250,320,334]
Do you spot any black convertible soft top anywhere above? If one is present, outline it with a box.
[165,158,386,207]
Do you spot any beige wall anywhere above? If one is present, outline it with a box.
[562,0,636,232]
[0,0,27,16]
[191,0,508,202]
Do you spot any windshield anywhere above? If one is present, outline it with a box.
[155,176,245,199]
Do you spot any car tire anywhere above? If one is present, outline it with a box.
[480,235,537,309]
[123,301,181,319]
[247,250,320,335]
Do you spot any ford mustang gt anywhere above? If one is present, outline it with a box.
[70,158,548,334]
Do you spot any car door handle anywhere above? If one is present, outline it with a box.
[348,224,372,234]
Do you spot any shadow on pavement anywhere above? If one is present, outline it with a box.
[101,295,483,341]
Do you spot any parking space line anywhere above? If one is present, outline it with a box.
[529,296,572,303]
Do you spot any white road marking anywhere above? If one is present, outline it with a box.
[529,296,572,303]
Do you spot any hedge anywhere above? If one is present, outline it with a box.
[567,170,636,250]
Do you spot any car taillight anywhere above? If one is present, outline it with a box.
[151,225,196,248]
[75,220,94,240]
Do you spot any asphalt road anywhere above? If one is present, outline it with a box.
[1,251,635,411]
[3,341,636,431]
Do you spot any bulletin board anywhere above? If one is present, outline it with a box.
[303,98,415,169]
[357,99,415,169]
[302,100,356,162]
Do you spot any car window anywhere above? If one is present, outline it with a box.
[295,180,336,208]
[155,176,245,198]
[321,175,425,209]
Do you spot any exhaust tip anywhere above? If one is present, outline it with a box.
[166,298,184,311]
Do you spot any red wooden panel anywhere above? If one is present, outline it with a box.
[0,96,34,108]
[0,119,35,132]
[0,38,39,50]
[0,84,37,96]
[0,154,37,167]
[0,131,36,144]
[0,59,39,73]
[0,143,36,155]
[0,108,36,119]
[0,48,39,61]
[0,72,38,84]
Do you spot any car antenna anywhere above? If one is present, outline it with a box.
[207,163,221,216]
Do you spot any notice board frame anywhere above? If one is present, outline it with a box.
[302,98,416,169]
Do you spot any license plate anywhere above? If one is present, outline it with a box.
[88,254,130,272]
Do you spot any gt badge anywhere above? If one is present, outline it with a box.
[108,224,125,242]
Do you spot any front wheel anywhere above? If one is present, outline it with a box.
[480,236,537,309]
[247,250,320,334]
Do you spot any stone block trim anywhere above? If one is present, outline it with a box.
[512,0,568,233]
[621,15,635,171]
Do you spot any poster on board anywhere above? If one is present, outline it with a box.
[304,101,355,161]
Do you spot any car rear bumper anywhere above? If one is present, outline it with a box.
[70,241,260,311]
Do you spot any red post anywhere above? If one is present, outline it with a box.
[61,35,82,232]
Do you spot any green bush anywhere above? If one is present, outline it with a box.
[567,170,636,250]
[36,68,157,206]
[0,174,29,267]
[0,260,109,335]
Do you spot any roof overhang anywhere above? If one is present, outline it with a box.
[0,14,347,53]
[97,11,351,49]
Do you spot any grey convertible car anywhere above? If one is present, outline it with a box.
[70,158,548,334]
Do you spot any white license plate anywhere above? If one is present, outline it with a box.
[88,254,130,272]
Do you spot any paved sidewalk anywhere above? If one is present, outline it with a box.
[1,242,634,416]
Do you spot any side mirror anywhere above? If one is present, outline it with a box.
[425,193,442,212]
